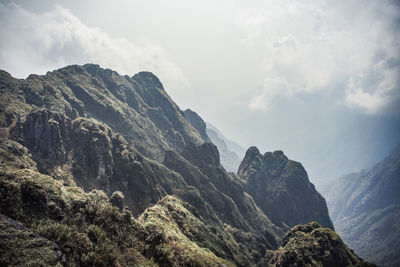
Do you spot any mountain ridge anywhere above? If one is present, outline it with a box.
[0,64,371,266]
[324,144,400,266]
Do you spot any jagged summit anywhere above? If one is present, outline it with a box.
[238,146,333,229]
[132,71,165,91]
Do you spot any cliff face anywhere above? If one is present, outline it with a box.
[324,145,400,266]
[238,146,334,229]
[0,64,371,266]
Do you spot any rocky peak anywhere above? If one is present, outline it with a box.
[238,146,333,229]
[238,147,289,179]
[132,71,164,91]
[244,146,261,159]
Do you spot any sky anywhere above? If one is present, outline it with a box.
[1,0,399,188]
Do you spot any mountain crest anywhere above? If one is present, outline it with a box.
[238,146,333,229]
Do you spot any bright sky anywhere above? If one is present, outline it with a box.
[1,0,399,187]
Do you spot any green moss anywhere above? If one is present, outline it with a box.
[0,214,64,266]
[139,195,235,267]
[264,222,375,267]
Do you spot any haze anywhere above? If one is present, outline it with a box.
[1,0,399,188]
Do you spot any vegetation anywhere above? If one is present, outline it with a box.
[0,64,375,266]
[264,222,376,267]
[324,145,400,266]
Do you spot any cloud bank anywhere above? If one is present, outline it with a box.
[237,0,400,115]
[0,3,186,89]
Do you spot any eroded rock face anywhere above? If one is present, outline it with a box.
[17,109,71,172]
[264,222,375,267]
[238,147,333,229]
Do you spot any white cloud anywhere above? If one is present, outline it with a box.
[345,58,400,114]
[237,0,400,115]
[0,3,186,90]
[249,93,269,111]
[248,77,294,111]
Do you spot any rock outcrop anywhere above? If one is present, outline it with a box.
[238,147,333,229]
[264,222,375,267]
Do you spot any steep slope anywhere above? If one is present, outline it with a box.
[324,145,400,266]
[0,139,234,266]
[0,64,369,266]
[238,147,333,229]
[0,138,373,266]
[0,64,204,162]
[0,65,282,265]
[184,109,243,173]
[7,107,283,265]
[183,109,210,142]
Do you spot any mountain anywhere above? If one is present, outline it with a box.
[0,64,370,266]
[183,109,245,173]
[206,122,245,173]
[238,147,334,230]
[324,145,400,266]
[206,122,246,158]
[183,109,210,142]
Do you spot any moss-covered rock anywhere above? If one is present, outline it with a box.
[139,195,235,267]
[264,222,375,267]
[0,139,151,266]
[0,214,65,267]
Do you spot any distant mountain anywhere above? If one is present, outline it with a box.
[206,122,245,173]
[0,64,371,266]
[324,145,400,266]
[183,109,245,173]
[206,122,246,158]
